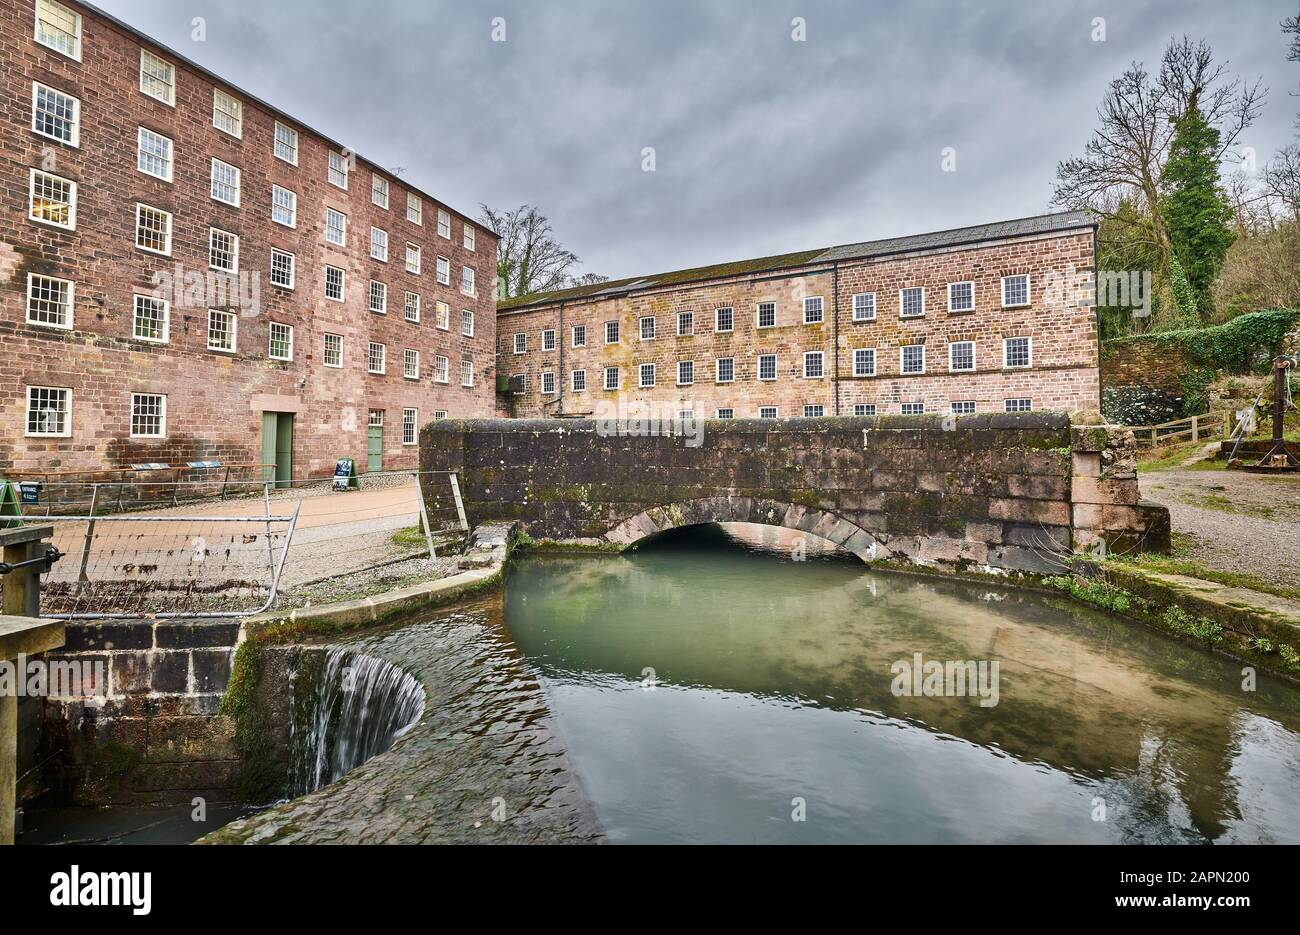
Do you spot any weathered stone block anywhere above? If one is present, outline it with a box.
[988,498,1070,526]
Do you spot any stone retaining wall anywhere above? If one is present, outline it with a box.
[36,620,239,806]
[422,413,1170,575]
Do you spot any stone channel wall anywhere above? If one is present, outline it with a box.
[34,619,239,807]
[422,413,1170,573]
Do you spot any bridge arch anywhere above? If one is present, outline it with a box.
[602,497,891,564]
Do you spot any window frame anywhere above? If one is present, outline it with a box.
[759,406,778,419]
[402,408,418,445]
[948,340,976,373]
[461,309,475,337]
[404,291,420,323]
[436,255,450,285]
[272,185,297,228]
[757,353,777,382]
[325,208,347,246]
[131,294,170,344]
[677,360,694,386]
[274,122,299,165]
[639,316,656,341]
[403,348,420,381]
[268,322,294,361]
[948,281,975,313]
[899,286,925,318]
[129,392,167,439]
[212,88,243,138]
[803,351,825,379]
[270,249,295,290]
[405,242,421,274]
[715,306,734,333]
[853,347,876,378]
[715,357,735,384]
[208,227,240,274]
[367,341,386,375]
[328,150,350,190]
[323,332,344,368]
[32,81,80,147]
[571,369,587,392]
[1005,398,1033,413]
[370,226,389,262]
[34,0,82,61]
[1002,336,1033,370]
[572,324,587,347]
[756,301,776,329]
[433,355,450,384]
[139,49,176,107]
[207,308,237,353]
[324,265,346,302]
[25,385,72,437]
[603,367,620,391]
[369,280,388,315]
[900,343,926,375]
[1001,274,1031,309]
[604,321,620,344]
[803,295,824,325]
[951,401,977,415]
[210,157,241,207]
[134,202,172,256]
[677,311,694,336]
[852,292,876,322]
[26,273,74,331]
[28,168,77,230]
[372,175,390,209]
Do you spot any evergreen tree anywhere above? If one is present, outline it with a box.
[1160,92,1236,317]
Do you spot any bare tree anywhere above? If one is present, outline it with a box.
[1286,5,1300,125]
[567,272,610,288]
[1052,37,1264,326]
[1264,144,1300,220]
[479,204,580,298]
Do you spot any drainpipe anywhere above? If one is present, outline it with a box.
[833,262,841,415]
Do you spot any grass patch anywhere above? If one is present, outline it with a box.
[391,524,428,547]
[1180,492,1275,519]
[1137,440,1225,473]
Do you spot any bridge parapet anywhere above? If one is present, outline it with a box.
[420,413,1169,575]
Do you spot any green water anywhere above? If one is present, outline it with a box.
[503,525,1300,844]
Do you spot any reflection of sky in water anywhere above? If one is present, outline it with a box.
[505,526,1300,844]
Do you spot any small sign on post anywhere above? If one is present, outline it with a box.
[333,457,359,491]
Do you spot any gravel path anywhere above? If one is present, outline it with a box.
[1140,467,1300,589]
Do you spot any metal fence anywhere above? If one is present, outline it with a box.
[9,469,469,619]
[38,502,300,619]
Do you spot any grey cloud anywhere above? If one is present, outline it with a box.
[99,0,1299,279]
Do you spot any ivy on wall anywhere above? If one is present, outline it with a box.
[1103,308,1299,375]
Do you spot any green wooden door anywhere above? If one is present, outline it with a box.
[261,412,277,485]
[261,412,295,488]
[367,411,383,473]
[275,413,294,488]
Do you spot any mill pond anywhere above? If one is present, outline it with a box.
[24,522,1300,846]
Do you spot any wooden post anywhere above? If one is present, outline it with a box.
[0,524,63,845]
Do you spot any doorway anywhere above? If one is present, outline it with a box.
[261,411,295,489]
[367,409,384,473]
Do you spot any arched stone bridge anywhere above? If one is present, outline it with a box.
[421,413,1169,574]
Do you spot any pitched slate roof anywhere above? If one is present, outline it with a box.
[497,211,1094,313]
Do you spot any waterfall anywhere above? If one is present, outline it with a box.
[288,647,426,797]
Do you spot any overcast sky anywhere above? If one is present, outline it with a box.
[97,0,1299,281]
